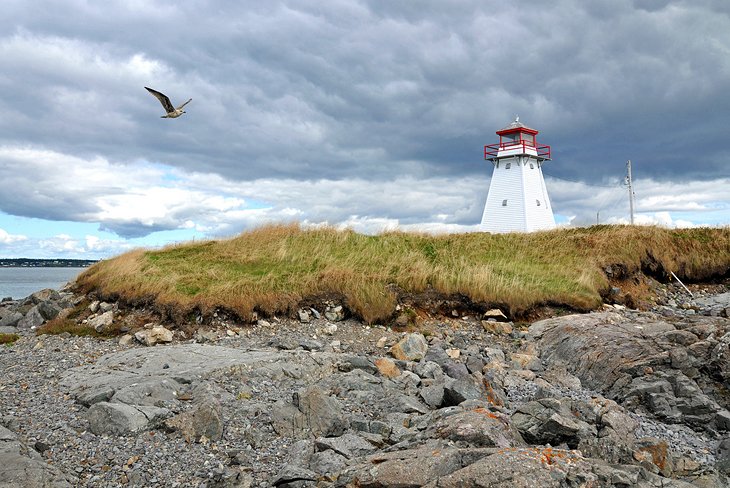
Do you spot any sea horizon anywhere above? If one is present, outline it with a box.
[0,266,87,300]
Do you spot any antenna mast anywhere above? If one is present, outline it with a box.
[625,160,635,225]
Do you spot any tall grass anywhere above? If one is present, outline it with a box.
[75,224,730,324]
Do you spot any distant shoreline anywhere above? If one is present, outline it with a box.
[0,258,97,268]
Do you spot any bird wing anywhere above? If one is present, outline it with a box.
[145,87,175,113]
[176,98,192,111]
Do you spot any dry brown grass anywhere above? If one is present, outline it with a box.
[0,333,20,345]
[74,223,730,324]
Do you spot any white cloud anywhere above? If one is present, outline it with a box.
[0,228,27,245]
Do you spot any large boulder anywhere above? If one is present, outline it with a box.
[87,402,170,435]
[271,386,348,439]
[529,312,730,431]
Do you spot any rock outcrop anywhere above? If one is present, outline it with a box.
[1,282,729,486]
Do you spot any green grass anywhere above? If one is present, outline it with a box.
[74,223,730,324]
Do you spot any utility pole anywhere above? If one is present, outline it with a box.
[625,160,635,225]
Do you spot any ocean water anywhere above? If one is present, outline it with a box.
[0,267,87,300]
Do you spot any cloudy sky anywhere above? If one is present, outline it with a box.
[1,0,728,259]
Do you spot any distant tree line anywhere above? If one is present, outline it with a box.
[0,258,98,267]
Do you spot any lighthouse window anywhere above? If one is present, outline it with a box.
[530,163,534,169]
[505,162,511,169]
[536,200,541,206]
[502,199,508,206]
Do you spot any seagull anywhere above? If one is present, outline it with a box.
[144,87,192,118]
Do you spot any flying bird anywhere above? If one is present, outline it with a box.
[144,87,192,118]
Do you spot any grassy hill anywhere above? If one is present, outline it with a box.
[74,224,730,324]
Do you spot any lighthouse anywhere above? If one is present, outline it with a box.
[480,117,556,233]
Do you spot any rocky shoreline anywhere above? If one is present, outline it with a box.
[1,279,730,487]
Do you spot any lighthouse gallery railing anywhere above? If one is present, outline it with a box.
[484,141,551,160]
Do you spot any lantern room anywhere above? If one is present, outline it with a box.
[484,116,551,161]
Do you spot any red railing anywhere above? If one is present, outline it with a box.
[484,142,551,160]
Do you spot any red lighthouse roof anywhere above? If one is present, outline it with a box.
[496,116,538,135]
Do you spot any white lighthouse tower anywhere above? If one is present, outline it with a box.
[480,117,556,233]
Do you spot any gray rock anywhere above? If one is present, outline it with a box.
[512,398,590,447]
[36,300,62,321]
[111,378,182,407]
[315,433,377,459]
[273,387,348,439]
[336,442,494,487]
[17,306,44,328]
[442,362,470,380]
[324,303,345,322]
[428,409,522,448]
[87,402,170,435]
[29,289,61,304]
[338,355,377,374]
[391,333,428,361]
[271,465,318,487]
[134,325,173,346]
[295,387,348,437]
[443,377,486,406]
[420,384,445,409]
[297,309,312,323]
[164,400,223,442]
[309,449,347,477]
[0,312,22,328]
[0,426,73,487]
[89,310,114,332]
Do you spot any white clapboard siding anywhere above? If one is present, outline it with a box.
[481,156,556,233]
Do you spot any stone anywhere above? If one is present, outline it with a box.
[119,334,134,346]
[510,353,542,371]
[481,320,513,335]
[87,402,170,435]
[420,384,445,409]
[135,325,174,346]
[37,300,62,321]
[430,409,522,448]
[512,399,586,447]
[29,289,61,304]
[324,304,345,322]
[443,377,485,406]
[297,309,312,323]
[164,400,223,442]
[0,312,22,328]
[17,306,44,329]
[271,465,318,486]
[309,449,347,477]
[336,443,485,488]
[111,378,182,407]
[442,362,470,380]
[89,310,114,332]
[272,387,348,439]
[390,333,428,361]
[295,387,348,437]
[194,329,218,343]
[315,433,377,459]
